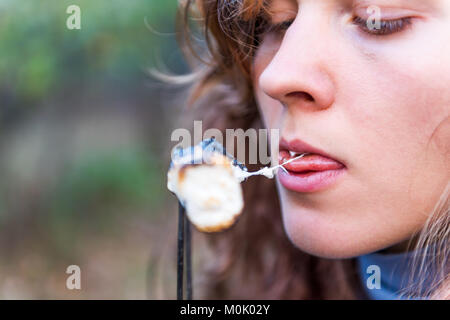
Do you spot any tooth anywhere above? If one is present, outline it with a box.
[289,151,296,157]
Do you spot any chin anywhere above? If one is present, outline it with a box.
[279,204,408,260]
[282,223,364,259]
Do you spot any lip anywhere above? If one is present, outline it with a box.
[278,138,346,193]
[279,138,342,161]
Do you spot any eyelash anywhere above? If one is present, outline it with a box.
[352,16,413,36]
[257,16,412,40]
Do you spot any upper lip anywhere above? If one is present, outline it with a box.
[279,138,345,166]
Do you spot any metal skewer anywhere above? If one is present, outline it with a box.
[177,201,192,300]
[185,213,193,300]
[177,201,185,300]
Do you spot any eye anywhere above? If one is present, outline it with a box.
[352,15,413,36]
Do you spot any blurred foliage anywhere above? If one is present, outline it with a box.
[0,0,180,104]
[51,146,164,218]
[47,146,166,254]
[0,0,184,298]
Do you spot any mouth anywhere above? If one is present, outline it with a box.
[278,138,346,193]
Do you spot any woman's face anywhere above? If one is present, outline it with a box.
[252,0,450,258]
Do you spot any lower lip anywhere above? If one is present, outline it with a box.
[278,167,346,193]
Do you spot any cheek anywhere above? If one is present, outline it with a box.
[255,92,284,130]
[344,66,449,168]
[339,32,450,222]
[252,34,292,130]
[346,21,450,150]
[253,52,284,130]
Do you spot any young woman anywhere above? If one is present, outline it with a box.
[175,0,449,299]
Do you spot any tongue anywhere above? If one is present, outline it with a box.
[280,152,344,172]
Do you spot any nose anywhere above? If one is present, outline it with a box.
[258,18,336,112]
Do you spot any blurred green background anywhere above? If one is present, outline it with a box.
[0,0,188,298]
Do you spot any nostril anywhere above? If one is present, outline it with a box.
[286,91,315,102]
